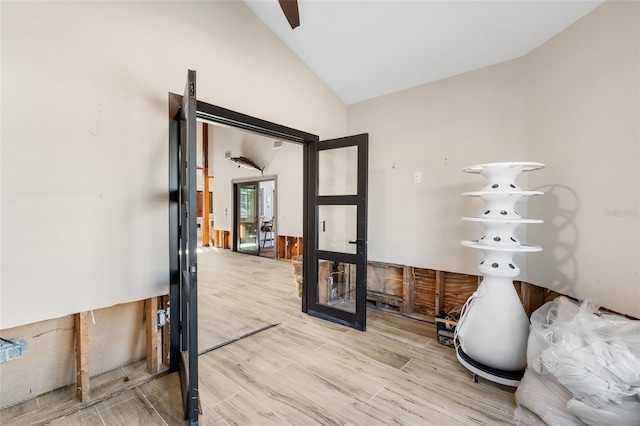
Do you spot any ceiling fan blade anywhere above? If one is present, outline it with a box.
[278,0,300,29]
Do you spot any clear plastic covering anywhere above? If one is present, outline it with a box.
[515,297,640,426]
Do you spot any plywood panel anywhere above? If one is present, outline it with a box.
[295,237,303,258]
[277,235,287,259]
[521,281,545,317]
[276,235,303,259]
[412,267,436,317]
[317,260,330,304]
[442,271,478,314]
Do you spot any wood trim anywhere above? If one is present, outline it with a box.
[434,270,444,315]
[402,265,414,314]
[145,297,159,374]
[75,312,90,402]
[162,295,170,368]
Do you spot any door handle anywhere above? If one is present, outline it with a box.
[348,239,365,245]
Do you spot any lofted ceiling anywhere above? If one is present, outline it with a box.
[244,0,604,105]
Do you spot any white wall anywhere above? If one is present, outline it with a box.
[1,1,346,329]
[258,180,275,220]
[348,0,639,318]
[525,0,639,317]
[3,1,637,328]
[348,60,529,275]
[210,124,303,237]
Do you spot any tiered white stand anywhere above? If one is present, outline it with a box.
[456,162,544,386]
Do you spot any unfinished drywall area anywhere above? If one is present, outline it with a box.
[0,316,76,408]
[0,1,346,329]
[88,301,146,377]
[347,59,529,275]
[0,300,147,409]
[525,0,640,318]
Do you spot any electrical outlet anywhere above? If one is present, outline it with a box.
[157,310,167,327]
[0,339,27,363]
[413,172,422,184]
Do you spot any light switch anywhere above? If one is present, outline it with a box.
[413,172,421,184]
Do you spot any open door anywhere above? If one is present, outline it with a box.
[169,82,369,420]
[169,69,200,424]
[307,134,368,331]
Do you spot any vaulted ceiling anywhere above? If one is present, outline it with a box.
[245,0,604,105]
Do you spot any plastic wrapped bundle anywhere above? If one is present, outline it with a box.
[515,297,640,426]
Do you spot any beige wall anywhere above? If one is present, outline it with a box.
[348,0,639,317]
[0,1,346,329]
[348,59,530,275]
[525,0,639,317]
[210,124,304,237]
[2,0,638,330]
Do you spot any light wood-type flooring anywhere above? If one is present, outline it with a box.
[1,248,518,425]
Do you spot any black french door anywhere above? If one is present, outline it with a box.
[169,71,369,424]
[306,134,368,331]
[169,69,200,425]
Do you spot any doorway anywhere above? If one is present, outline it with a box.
[169,69,369,424]
[233,177,276,258]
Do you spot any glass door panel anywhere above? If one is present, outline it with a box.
[318,205,357,254]
[307,133,368,331]
[318,146,358,196]
[317,260,357,313]
[237,183,259,255]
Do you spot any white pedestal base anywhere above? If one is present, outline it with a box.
[456,347,524,387]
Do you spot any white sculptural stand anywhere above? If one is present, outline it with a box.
[456,162,544,386]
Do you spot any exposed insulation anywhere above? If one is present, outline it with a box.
[367,262,404,297]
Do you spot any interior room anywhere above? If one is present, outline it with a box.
[1,1,638,425]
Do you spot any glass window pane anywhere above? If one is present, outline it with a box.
[318,205,357,254]
[238,184,258,254]
[317,260,356,313]
[318,146,358,196]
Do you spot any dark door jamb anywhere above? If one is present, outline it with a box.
[168,95,319,330]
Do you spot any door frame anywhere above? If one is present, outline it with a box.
[169,90,373,425]
[169,96,319,318]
